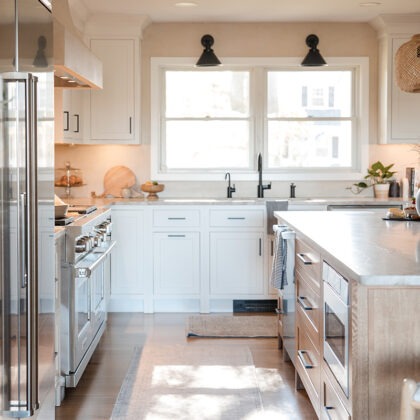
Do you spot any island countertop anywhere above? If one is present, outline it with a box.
[274,211,420,286]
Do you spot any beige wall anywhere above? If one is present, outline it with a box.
[55,21,418,199]
[141,22,378,145]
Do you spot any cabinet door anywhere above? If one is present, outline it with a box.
[62,89,72,141]
[70,90,84,142]
[210,232,264,295]
[111,210,143,295]
[391,37,420,142]
[90,39,135,141]
[153,232,200,295]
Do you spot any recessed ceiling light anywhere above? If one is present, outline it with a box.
[359,1,382,6]
[175,2,198,7]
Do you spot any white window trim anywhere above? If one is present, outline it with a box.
[151,57,369,181]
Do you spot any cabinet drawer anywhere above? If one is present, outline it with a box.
[296,311,321,404]
[153,209,200,227]
[322,369,351,420]
[296,269,321,339]
[295,237,322,290]
[209,209,264,228]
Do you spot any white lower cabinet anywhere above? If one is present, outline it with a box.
[110,209,144,311]
[110,205,270,312]
[153,232,200,295]
[210,232,264,295]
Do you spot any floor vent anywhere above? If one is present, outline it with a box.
[233,299,277,313]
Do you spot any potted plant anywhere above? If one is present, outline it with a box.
[348,161,396,198]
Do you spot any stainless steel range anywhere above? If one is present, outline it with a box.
[61,208,116,387]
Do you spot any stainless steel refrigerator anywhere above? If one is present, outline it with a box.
[1,0,55,418]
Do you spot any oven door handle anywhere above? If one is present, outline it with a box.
[74,241,116,278]
[297,350,314,369]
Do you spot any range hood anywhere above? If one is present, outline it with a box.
[54,20,102,89]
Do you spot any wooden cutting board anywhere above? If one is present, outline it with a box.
[102,166,136,197]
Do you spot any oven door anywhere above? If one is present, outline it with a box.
[71,241,116,371]
[323,281,349,396]
[72,275,92,372]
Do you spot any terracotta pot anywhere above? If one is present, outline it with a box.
[373,183,390,199]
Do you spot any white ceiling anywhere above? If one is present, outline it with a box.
[80,0,420,22]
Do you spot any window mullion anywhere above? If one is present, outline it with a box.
[253,66,265,168]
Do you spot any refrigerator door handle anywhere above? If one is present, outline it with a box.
[25,74,39,414]
[19,192,28,288]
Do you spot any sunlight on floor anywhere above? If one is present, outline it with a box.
[146,394,259,420]
[152,365,260,388]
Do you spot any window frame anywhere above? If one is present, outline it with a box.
[160,66,255,172]
[263,65,358,174]
[151,57,369,181]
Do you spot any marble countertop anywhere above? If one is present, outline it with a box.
[274,211,420,286]
[62,196,406,208]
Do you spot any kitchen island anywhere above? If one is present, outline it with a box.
[274,210,420,420]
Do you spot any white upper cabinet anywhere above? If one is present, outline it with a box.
[390,37,420,142]
[55,89,86,144]
[375,16,420,144]
[89,39,138,143]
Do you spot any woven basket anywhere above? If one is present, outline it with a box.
[395,34,420,93]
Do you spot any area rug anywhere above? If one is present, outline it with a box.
[186,315,277,338]
[111,344,264,420]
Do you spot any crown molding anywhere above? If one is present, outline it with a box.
[83,13,151,39]
[370,14,420,39]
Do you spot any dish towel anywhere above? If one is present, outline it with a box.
[270,226,291,290]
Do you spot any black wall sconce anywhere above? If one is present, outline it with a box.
[196,35,222,67]
[301,34,327,67]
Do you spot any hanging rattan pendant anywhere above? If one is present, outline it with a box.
[395,34,420,93]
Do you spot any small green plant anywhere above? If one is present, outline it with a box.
[347,161,396,194]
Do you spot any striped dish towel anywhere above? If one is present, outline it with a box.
[270,226,291,290]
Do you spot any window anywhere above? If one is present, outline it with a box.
[163,70,251,170]
[266,70,353,169]
[151,58,369,181]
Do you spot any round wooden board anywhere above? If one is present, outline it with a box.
[103,166,136,197]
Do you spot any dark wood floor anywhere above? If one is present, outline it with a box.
[56,313,317,420]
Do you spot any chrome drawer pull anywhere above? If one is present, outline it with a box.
[324,407,334,420]
[298,296,313,311]
[297,253,313,265]
[227,217,245,220]
[168,217,186,220]
[297,350,313,369]
[275,308,283,315]
[168,234,186,238]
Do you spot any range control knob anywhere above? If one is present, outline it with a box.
[75,237,88,253]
